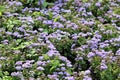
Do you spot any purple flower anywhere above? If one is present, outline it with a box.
[39,56,44,60]
[31,43,39,47]
[64,72,70,76]
[22,62,32,69]
[15,66,23,70]
[15,2,22,6]
[0,57,6,60]
[65,76,75,80]
[58,72,64,75]
[47,50,55,57]
[24,33,30,36]
[11,72,21,76]
[100,63,108,70]
[95,2,101,7]
[48,44,56,50]
[26,60,35,64]
[18,27,25,32]
[67,63,72,67]
[14,50,21,54]
[59,56,68,62]
[22,7,29,13]
[37,66,44,70]
[43,20,53,25]
[15,61,23,66]
[96,51,104,57]
[52,6,60,10]
[1,40,9,44]
[99,43,109,48]
[98,17,105,22]
[117,0,120,2]
[36,17,43,20]
[36,61,43,66]
[85,70,91,75]
[53,22,64,28]
[84,3,91,8]
[90,44,98,49]
[47,74,58,80]
[87,52,95,58]
[6,31,12,35]
[116,49,120,55]
[13,32,19,37]
[64,0,70,2]
[83,76,92,80]
[58,0,63,3]
[61,67,66,71]
[87,12,93,16]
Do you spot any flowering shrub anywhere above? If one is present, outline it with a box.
[0,0,120,80]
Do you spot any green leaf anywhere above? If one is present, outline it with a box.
[99,0,103,2]
[0,71,3,77]
[50,60,60,72]
[43,1,48,8]
[113,7,120,15]
[66,68,72,74]
[43,29,48,32]
[54,16,60,22]
[0,12,2,16]
[47,3,54,6]
[50,66,56,72]
[27,0,33,4]
[48,11,53,19]
[0,6,5,12]
[43,54,49,60]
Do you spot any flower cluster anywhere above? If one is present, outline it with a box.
[0,0,120,80]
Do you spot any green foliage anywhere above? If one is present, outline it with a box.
[90,56,102,79]
[77,36,87,46]
[50,37,76,64]
[1,17,22,32]
[0,71,16,80]
[113,7,120,15]
[0,0,120,79]
[32,11,41,17]
[89,1,109,17]
[19,0,54,9]
[54,15,60,22]
[0,6,5,16]
[100,24,119,41]
[100,63,120,80]
[49,60,60,72]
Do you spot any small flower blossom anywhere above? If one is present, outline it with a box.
[95,2,101,7]
[100,63,108,70]
[11,72,21,76]
[37,66,45,70]
[22,63,32,69]
[15,66,23,70]
[65,76,75,80]
[15,61,23,66]
[87,52,95,58]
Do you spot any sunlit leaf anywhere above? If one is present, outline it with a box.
[0,6,5,12]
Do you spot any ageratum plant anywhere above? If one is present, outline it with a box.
[0,0,120,80]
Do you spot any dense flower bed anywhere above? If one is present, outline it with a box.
[0,0,120,80]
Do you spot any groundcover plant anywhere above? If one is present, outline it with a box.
[0,0,120,80]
